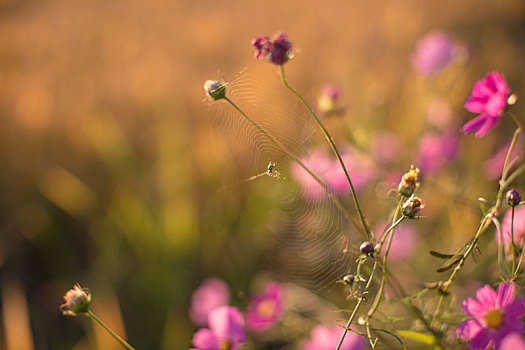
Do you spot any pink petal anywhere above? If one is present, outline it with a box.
[475,115,499,138]
[503,297,525,320]
[496,282,516,308]
[487,72,509,95]
[462,298,486,318]
[471,79,494,98]
[468,328,493,350]
[457,319,483,339]
[500,333,525,350]
[208,306,246,343]
[462,115,487,134]
[464,97,489,113]
[192,329,219,350]
[476,285,497,310]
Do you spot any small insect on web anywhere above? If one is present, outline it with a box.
[207,62,360,290]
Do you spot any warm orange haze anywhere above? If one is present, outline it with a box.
[0,0,524,349]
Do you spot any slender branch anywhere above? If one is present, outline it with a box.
[87,311,135,350]
[279,65,371,240]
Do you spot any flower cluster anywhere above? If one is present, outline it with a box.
[251,32,292,65]
[60,284,91,316]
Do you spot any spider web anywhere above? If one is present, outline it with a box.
[207,62,362,290]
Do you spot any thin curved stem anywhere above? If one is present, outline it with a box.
[279,65,371,240]
[223,96,365,238]
[336,262,378,350]
[87,311,135,350]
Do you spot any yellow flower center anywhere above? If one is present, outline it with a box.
[219,340,231,350]
[484,309,504,329]
[257,300,276,318]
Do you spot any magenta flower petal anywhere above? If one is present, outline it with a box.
[462,298,486,318]
[474,115,500,138]
[462,115,488,134]
[476,285,497,309]
[457,319,483,339]
[464,97,489,113]
[191,329,219,350]
[500,333,525,350]
[497,282,516,308]
[303,324,365,350]
[190,278,230,327]
[209,306,246,344]
[412,31,455,75]
[468,328,493,350]
[504,298,525,320]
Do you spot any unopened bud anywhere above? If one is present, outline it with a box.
[60,284,91,316]
[507,93,518,106]
[342,274,355,286]
[506,189,521,206]
[204,80,226,101]
[360,241,375,255]
[402,195,424,218]
[397,165,420,197]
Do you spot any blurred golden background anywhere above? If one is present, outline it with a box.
[0,0,524,349]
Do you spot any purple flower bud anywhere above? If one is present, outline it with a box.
[397,165,420,197]
[269,32,292,65]
[506,189,521,206]
[251,32,292,65]
[360,241,374,255]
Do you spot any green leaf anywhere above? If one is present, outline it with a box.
[397,330,436,345]
[436,257,462,273]
[429,250,458,259]
[373,328,406,349]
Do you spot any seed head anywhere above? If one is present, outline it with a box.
[204,80,226,101]
[506,189,521,206]
[60,284,91,316]
[397,165,420,197]
[402,195,424,218]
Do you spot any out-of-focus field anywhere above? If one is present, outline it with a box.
[0,0,524,349]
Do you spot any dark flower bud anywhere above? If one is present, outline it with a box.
[360,241,375,255]
[204,80,226,101]
[269,32,292,65]
[506,189,521,206]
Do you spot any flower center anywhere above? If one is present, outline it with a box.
[219,340,231,350]
[484,309,504,329]
[257,300,276,318]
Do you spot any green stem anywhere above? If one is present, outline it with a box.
[223,96,365,238]
[511,206,516,273]
[336,262,378,350]
[87,311,135,350]
[279,65,371,240]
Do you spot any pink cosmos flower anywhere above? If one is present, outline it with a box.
[416,131,459,174]
[190,306,246,350]
[326,148,375,195]
[245,281,284,332]
[463,72,509,138]
[292,147,374,200]
[457,282,524,350]
[372,131,401,164]
[499,205,525,246]
[500,333,525,350]
[412,31,455,75]
[483,137,523,180]
[304,324,365,350]
[190,278,230,327]
[251,32,292,65]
